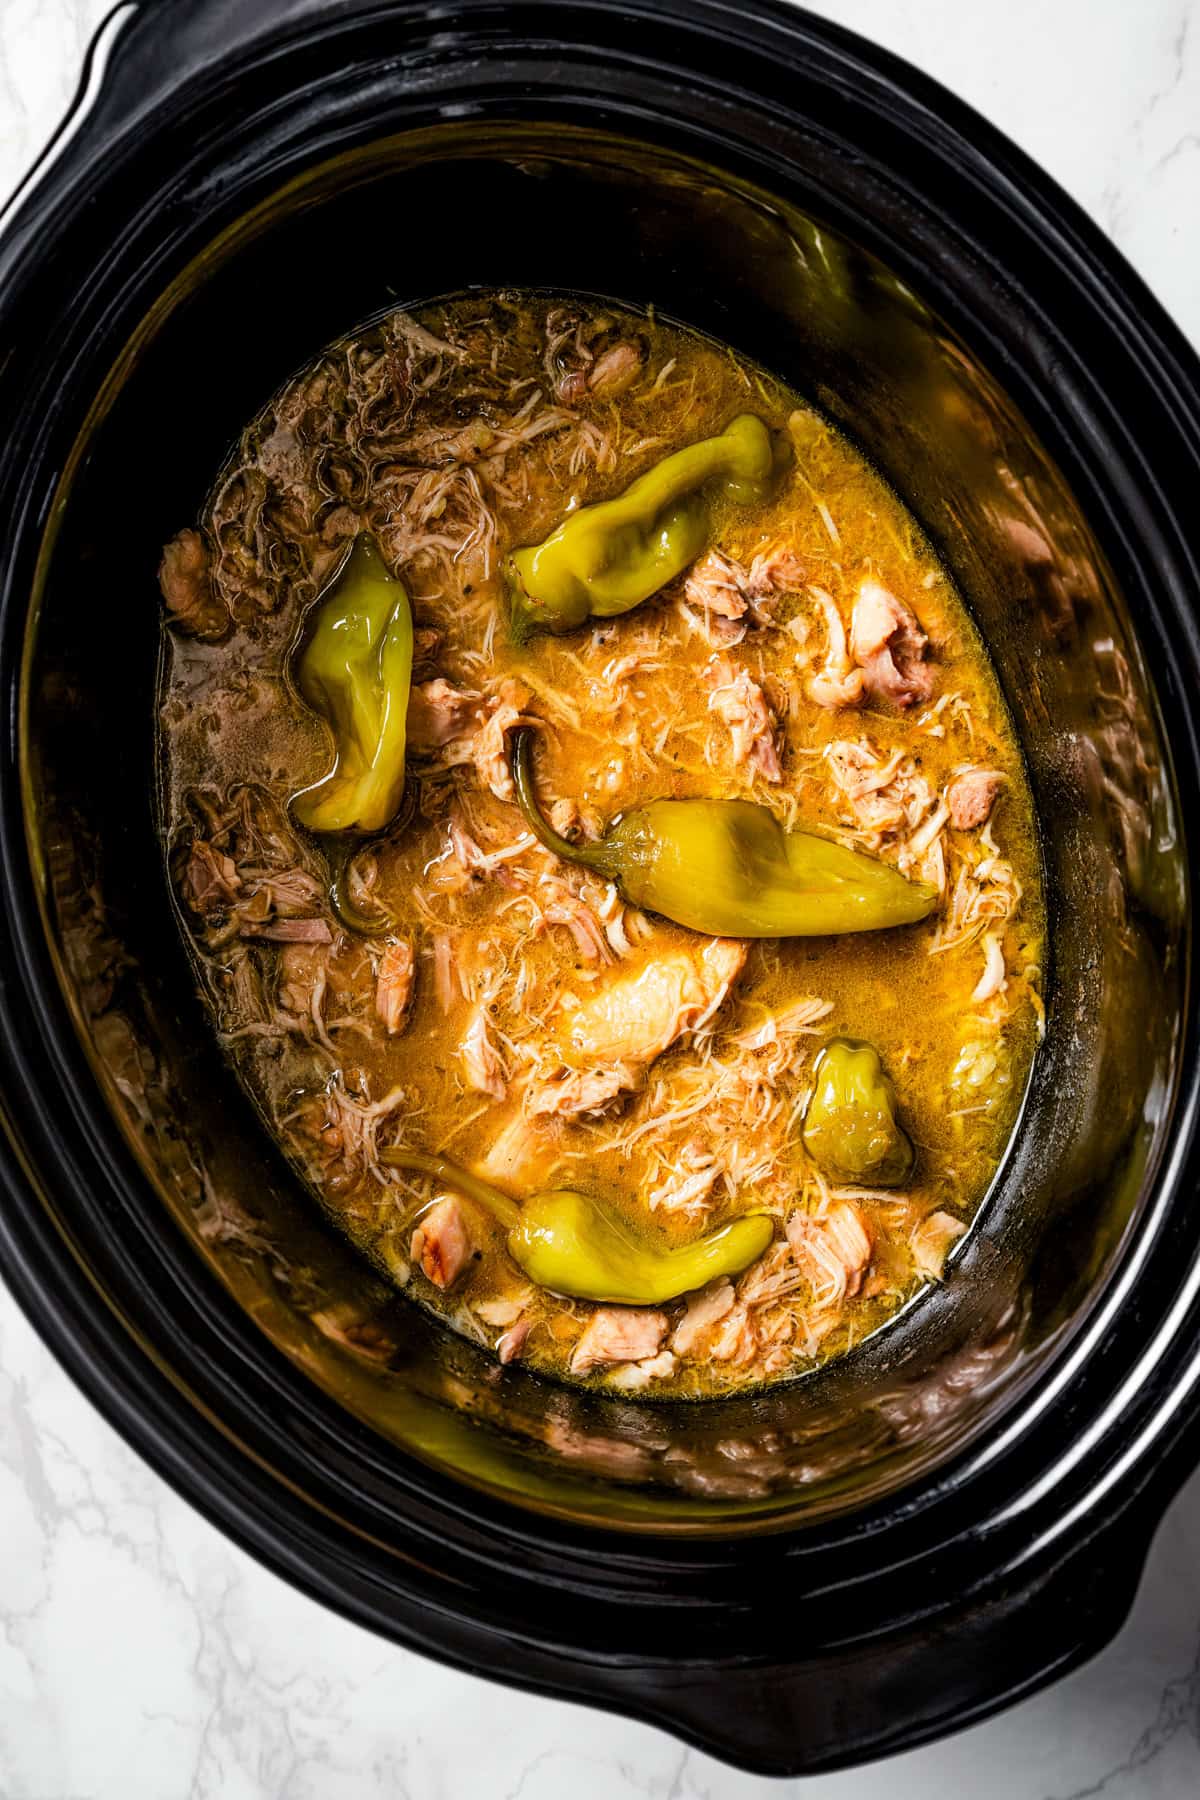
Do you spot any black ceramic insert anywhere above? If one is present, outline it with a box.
[0,0,1197,1776]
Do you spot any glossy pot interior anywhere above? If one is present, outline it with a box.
[2,0,1198,1775]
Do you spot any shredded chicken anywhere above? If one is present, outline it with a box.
[607,1350,677,1391]
[586,341,643,396]
[181,840,242,914]
[375,939,415,1034]
[685,551,749,621]
[407,678,482,751]
[786,1200,874,1304]
[470,680,536,801]
[708,657,783,781]
[525,1064,634,1118]
[806,585,865,708]
[671,1279,736,1355]
[569,1306,668,1374]
[461,1006,507,1099]
[971,930,1008,1003]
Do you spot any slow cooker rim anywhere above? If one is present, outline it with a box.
[0,0,1198,1773]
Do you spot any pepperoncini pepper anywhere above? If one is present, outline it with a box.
[511,729,937,938]
[504,412,780,638]
[291,535,414,834]
[381,1149,773,1305]
[802,1038,914,1186]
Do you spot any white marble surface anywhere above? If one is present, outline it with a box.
[2,1,1200,1795]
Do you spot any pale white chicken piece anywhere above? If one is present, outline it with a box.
[569,1306,668,1374]
[375,939,415,1035]
[526,938,746,1120]
[461,1005,507,1099]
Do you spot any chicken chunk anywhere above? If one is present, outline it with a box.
[461,1006,507,1099]
[849,580,934,709]
[375,938,415,1035]
[527,939,744,1116]
[586,342,643,396]
[911,1210,967,1280]
[671,1279,737,1356]
[746,542,806,607]
[569,1306,668,1374]
[525,1064,634,1118]
[685,551,749,621]
[181,840,241,914]
[158,528,228,639]
[946,767,1004,830]
[708,657,783,781]
[569,937,745,1061]
[786,1200,874,1303]
[806,585,865,709]
[559,341,643,403]
[407,678,481,751]
[411,1196,476,1289]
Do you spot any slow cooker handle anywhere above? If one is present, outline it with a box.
[619,1501,1167,1774]
[4,0,365,246]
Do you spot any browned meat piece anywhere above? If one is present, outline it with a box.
[849,580,934,709]
[559,341,643,404]
[787,1200,874,1303]
[181,841,241,915]
[946,767,1004,830]
[461,1005,507,1099]
[375,938,415,1035]
[406,678,481,751]
[496,1318,531,1364]
[587,342,643,396]
[569,1306,668,1374]
[411,1196,476,1289]
[277,942,325,1016]
[158,528,229,639]
[685,551,749,621]
[708,657,783,781]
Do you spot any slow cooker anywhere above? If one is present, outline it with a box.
[1,0,1197,1775]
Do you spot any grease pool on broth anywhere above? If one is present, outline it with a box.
[158,291,1044,1398]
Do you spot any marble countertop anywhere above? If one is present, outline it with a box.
[2,2,1199,1795]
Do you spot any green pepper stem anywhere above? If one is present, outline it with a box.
[380,1148,522,1230]
[510,727,611,873]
